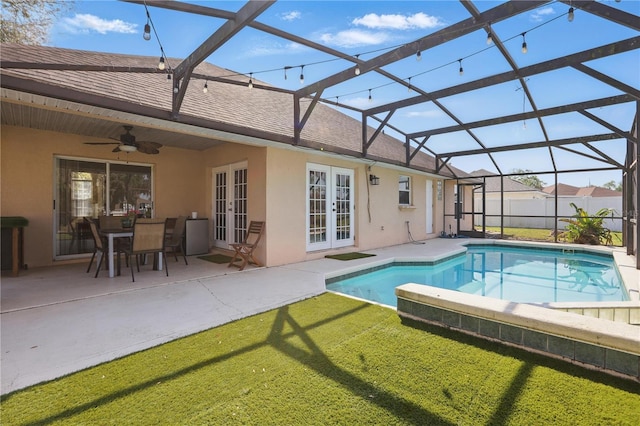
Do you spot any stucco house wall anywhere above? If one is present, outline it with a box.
[1,125,207,268]
[1,124,451,269]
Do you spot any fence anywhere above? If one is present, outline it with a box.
[474,196,622,232]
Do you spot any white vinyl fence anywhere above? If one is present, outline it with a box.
[474,196,622,232]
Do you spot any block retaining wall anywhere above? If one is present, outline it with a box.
[396,283,640,382]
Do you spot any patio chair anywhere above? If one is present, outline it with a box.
[86,219,108,277]
[122,218,169,282]
[228,221,265,271]
[165,215,188,265]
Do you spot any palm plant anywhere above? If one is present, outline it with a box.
[559,203,616,245]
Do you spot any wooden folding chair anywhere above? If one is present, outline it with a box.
[228,221,265,271]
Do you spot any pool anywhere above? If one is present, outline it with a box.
[326,244,628,307]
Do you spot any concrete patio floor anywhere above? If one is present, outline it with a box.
[1,239,468,395]
[2,238,637,395]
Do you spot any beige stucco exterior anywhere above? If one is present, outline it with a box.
[1,125,459,269]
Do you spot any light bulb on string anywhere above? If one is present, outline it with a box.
[486,31,493,45]
[143,22,151,41]
[158,56,165,71]
[368,89,372,103]
[203,81,208,94]
[354,54,361,75]
[568,7,575,22]
[284,66,290,80]
[407,77,412,93]
[299,65,305,84]
[521,33,528,54]
[458,59,464,76]
[248,73,253,89]
[416,50,422,61]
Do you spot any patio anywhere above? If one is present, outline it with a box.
[3,237,638,394]
[1,239,468,394]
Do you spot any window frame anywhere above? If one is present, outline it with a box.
[398,174,412,206]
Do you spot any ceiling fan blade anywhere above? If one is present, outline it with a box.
[138,141,162,149]
[85,142,120,145]
[137,141,162,154]
[136,144,160,155]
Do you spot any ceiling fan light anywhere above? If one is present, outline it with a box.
[120,145,137,152]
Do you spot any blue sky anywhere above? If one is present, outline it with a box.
[48,0,639,188]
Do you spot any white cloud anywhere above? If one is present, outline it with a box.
[530,7,556,22]
[319,29,391,48]
[280,11,301,21]
[353,12,444,30]
[62,14,137,35]
[246,41,307,57]
[406,110,443,119]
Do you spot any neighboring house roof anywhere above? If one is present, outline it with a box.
[469,169,542,193]
[542,183,580,196]
[542,184,621,197]
[576,186,622,197]
[0,43,468,179]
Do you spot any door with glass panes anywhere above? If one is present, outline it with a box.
[212,162,248,249]
[54,157,152,259]
[306,164,354,251]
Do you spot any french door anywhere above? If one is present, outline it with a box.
[306,164,354,251]
[212,161,248,249]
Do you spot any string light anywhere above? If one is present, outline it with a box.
[203,81,208,93]
[407,77,412,92]
[416,50,422,61]
[458,59,464,76]
[299,65,305,84]
[248,72,253,89]
[354,54,361,75]
[568,6,575,22]
[158,56,165,71]
[143,22,151,41]
[284,66,291,80]
[486,31,493,45]
[521,33,528,54]
[368,89,372,103]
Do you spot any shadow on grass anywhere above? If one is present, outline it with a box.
[19,301,373,425]
[268,305,454,425]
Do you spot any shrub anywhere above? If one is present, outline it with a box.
[559,203,615,245]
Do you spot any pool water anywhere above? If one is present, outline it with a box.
[326,245,627,306]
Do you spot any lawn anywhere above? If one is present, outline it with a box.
[2,293,638,425]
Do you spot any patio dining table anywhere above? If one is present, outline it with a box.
[99,228,132,278]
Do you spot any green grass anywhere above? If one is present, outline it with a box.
[484,226,623,247]
[2,293,638,425]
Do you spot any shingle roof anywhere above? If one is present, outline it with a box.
[542,184,621,197]
[0,43,468,178]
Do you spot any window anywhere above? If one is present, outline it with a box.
[399,175,411,205]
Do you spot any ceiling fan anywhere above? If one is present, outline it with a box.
[84,125,162,154]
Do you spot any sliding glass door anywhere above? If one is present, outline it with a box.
[54,156,152,259]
